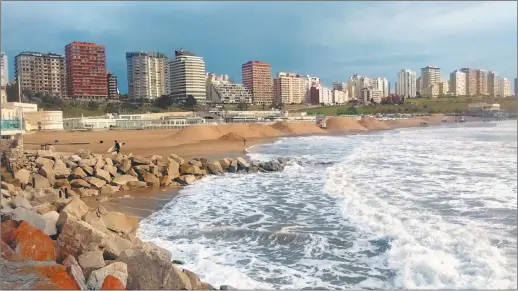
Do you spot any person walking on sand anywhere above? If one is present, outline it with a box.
[114,140,121,154]
[243,138,247,147]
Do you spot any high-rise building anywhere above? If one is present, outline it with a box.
[372,77,389,98]
[450,70,466,96]
[416,77,422,96]
[273,72,305,104]
[241,61,273,104]
[299,75,320,103]
[14,51,66,98]
[487,71,499,97]
[459,68,477,96]
[476,69,488,96]
[396,69,417,98]
[206,72,252,104]
[420,66,441,97]
[438,80,449,96]
[499,78,511,97]
[107,73,118,99]
[347,75,372,100]
[169,49,207,103]
[361,87,382,104]
[1,51,8,87]
[332,89,347,104]
[309,84,333,105]
[65,41,107,100]
[126,52,168,100]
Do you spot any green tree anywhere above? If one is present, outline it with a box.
[184,95,197,111]
[88,100,99,110]
[155,94,174,109]
[345,106,359,115]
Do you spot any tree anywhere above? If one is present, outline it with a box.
[237,101,248,111]
[155,94,174,109]
[88,100,99,110]
[184,95,197,111]
[345,106,359,115]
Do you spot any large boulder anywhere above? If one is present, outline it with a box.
[102,234,133,260]
[71,167,88,179]
[11,207,52,234]
[63,255,88,290]
[95,169,112,183]
[33,173,50,189]
[180,164,202,175]
[111,175,138,186]
[118,159,132,174]
[78,251,105,278]
[35,157,54,168]
[11,196,33,209]
[142,172,160,188]
[35,202,57,215]
[188,159,203,168]
[84,177,107,189]
[169,153,185,165]
[219,158,231,170]
[176,175,196,185]
[236,157,250,169]
[60,197,90,220]
[101,275,126,290]
[259,161,285,172]
[78,188,100,198]
[56,214,107,262]
[103,164,118,176]
[42,210,59,236]
[53,159,71,179]
[94,158,106,171]
[131,156,151,165]
[126,181,147,189]
[87,262,128,290]
[81,165,95,176]
[227,160,238,173]
[3,220,56,261]
[100,185,119,195]
[102,212,138,235]
[166,160,180,179]
[71,179,91,189]
[14,169,31,185]
[70,154,82,162]
[84,211,108,233]
[207,161,224,175]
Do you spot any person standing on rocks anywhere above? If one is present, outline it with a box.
[114,140,121,154]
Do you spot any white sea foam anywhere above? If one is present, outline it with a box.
[139,120,517,289]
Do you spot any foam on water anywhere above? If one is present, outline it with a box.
[139,121,517,289]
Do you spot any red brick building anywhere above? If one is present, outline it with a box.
[65,42,107,100]
[241,61,273,104]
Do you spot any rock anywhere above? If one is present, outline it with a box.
[37,149,56,159]
[236,157,250,169]
[85,176,107,189]
[228,160,238,173]
[34,202,57,215]
[201,282,217,290]
[33,173,50,189]
[159,176,172,187]
[36,191,61,205]
[87,262,128,290]
[35,157,54,168]
[79,158,97,168]
[102,212,138,235]
[104,158,113,166]
[71,167,88,179]
[180,163,202,175]
[60,197,89,219]
[133,165,150,175]
[3,220,56,261]
[70,179,91,189]
[96,168,112,183]
[118,159,132,174]
[56,214,107,261]
[1,188,10,198]
[42,211,59,236]
[131,156,151,165]
[95,158,106,171]
[65,160,79,170]
[111,154,123,165]
[219,158,231,170]
[103,164,118,176]
[100,185,118,195]
[111,175,138,186]
[102,234,132,260]
[183,269,202,290]
[260,161,284,172]
[126,181,147,189]
[128,167,138,177]
[142,172,160,188]
[11,196,33,209]
[169,153,184,164]
[220,285,237,290]
[189,159,203,168]
[166,160,180,179]
[97,205,108,216]
[14,169,31,185]
[176,175,196,185]
[78,188,100,197]
[53,159,71,179]
[247,166,259,173]
[78,251,105,278]
[208,161,224,175]
[54,178,71,189]
[101,275,126,290]
[63,255,88,290]
[11,207,48,232]
[1,181,15,193]
[172,259,184,265]
[84,211,107,233]
[70,154,82,162]
[81,165,95,176]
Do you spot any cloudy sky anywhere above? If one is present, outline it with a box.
[2,1,517,93]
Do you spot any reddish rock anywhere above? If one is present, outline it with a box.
[1,219,17,244]
[101,275,126,290]
[19,265,80,290]
[6,220,56,261]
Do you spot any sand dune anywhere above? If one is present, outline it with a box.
[358,117,390,130]
[325,117,368,133]
[271,121,327,135]
[170,124,223,141]
[219,132,245,141]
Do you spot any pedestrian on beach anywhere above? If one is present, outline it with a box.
[114,140,121,154]
[243,138,247,147]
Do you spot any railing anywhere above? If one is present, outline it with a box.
[0,120,23,130]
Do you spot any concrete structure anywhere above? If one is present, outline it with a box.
[14,52,67,98]
[416,77,422,96]
[332,82,347,91]
[1,51,8,87]
[241,61,273,105]
[309,84,333,105]
[468,102,501,112]
[476,69,488,96]
[24,111,64,131]
[420,66,441,97]
[169,49,206,103]
[208,83,253,104]
[459,68,477,96]
[0,88,40,137]
[361,87,382,104]
[65,42,107,100]
[372,77,389,98]
[438,80,449,96]
[107,73,118,99]
[299,75,320,103]
[332,89,347,104]
[273,72,306,104]
[126,52,168,100]
[487,71,499,98]
[396,69,416,98]
[499,78,511,97]
[347,75,372,100]
[449,70,466,96]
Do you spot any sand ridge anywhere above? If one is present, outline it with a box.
[325,117,368,133]
[358,117,390,130]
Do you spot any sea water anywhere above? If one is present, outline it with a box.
[139,120,517,289]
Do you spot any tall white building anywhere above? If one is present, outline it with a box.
[273,72,304,104]
[487,71,499,97]
[1,51,8,87]
[499,78,511,97]
[449,70,466,96]
[300,75,320,103]
[126,52,168,100]
[169,49,206,103]
[347,75,372,100]
[372,77,389,98]
[421,66,441,97]
[396,69,416,98]
[361,87,382,104]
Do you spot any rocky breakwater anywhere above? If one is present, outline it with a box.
[1,189,220,290]
[2,149,289,199]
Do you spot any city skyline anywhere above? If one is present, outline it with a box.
[1,1,517,94]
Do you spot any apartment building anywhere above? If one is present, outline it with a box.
[332,89,347,104]
[361,87,382,104]
[241,61,273,105]
[273,72,305,104]
[396,69,416,98]
[107,73,118,99]
[14,51,67,98]
[416,77,421,96]
[126,52,168,100]
[499,78,511,97]
[487,71,499,97]
[438,80,449,96]
[169,49,207,103]
[309,84,333,105]
[459,68,477,96]
[206,72,252,104]
[476,69,488,96]
[347,75,372,100]
[299,75,320,103]
[1,51,8,87]
[372,77,389,98]
[420,66,441,97]
[65,42,107,100]
[449,70,466,96]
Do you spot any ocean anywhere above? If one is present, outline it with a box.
[139,120,517,289]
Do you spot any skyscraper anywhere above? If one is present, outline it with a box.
[126,52,168,100]
[475,69,488,96]
[169,49,206,103]
[499,78,511,97]
[396,69,416,98]
[487,71,499,97]
[273,72,304,104]
[449,70,466,96]
[242,61,273,104]
[107,73,118,99]
[1,51,8,87]
[459,68,477,96]
[14,51,67,98]
[65,41,107,100]
[420,66,441,97]
[372,77,389,98]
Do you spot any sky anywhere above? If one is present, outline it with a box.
[2,1,517,94]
